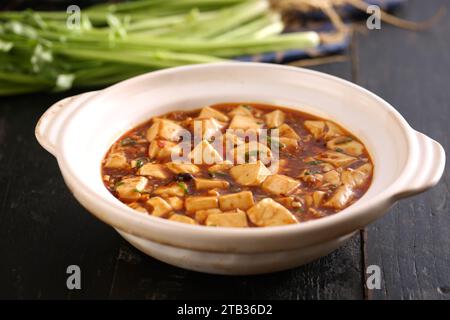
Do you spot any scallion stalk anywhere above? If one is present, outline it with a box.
[0,0,320,96]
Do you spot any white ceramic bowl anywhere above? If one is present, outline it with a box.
[35,62,445,275]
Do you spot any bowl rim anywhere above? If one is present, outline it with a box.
[40,62,444,251]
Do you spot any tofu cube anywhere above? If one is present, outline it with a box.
[262,174,300,196]
[148,140,182,160]
[341,163,372,187]
[166,162,200,174]
[116,177,148,202]
[194,178,229,190]
[205,210,248,228]
[198,106,229,122]
[185,196,218,213]
[279,137,298,149]
[233,142,272,164]
[146,119,184,142]
[166,196,184,211]
[138,163,168,179]
[169,214,197,225]
[104,153,129,169]
[229,115,261,131]
[230,161,271,186]
[265,110,285,128]
[324,121,345,141]
[322,170,341,186]
[323,185,354,209]
[312,191,326,207]
[128,202,148,213]
[146,197,172,217]
[220,131,244,147]
[219,191,254,211]
[228,105,254,118]
[208,161,234,174]
[275,196,303,209]
[304,120,326,140]
[191,118,224,140]
[279,124,300,140]
[247,198,298,227]
[194,208,223,224]
[189,140,223,165]
[326,137,365,156]
[316,151,357,167]
[154,183,186,197]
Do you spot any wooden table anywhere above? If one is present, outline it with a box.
[0,0,448,300]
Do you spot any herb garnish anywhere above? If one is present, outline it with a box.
[177,182,189,194]
[135,158,147,169]
[113,181,124,190]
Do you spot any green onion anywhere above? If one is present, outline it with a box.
[113,181,124,191]
[135,158,146,169]
[0,0,320,96]
[177,182,189,194]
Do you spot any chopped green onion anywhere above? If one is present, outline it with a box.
[113,181,124,190]
[177,181,189,194]
[0,0,320,96]
[135,158,146,169]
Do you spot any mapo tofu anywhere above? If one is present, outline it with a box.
[102,103,373,227]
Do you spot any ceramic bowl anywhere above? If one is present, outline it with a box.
[35,62,445,275]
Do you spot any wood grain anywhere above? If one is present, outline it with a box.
[0,93,122,299]
[1,0,449,300]
[355,0,450,300]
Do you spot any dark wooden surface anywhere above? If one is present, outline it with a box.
[0,0,448,300]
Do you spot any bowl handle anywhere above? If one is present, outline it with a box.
[35,91,97,157]
[395,131,446,199]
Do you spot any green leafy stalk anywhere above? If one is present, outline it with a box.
[0,0,320,96]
